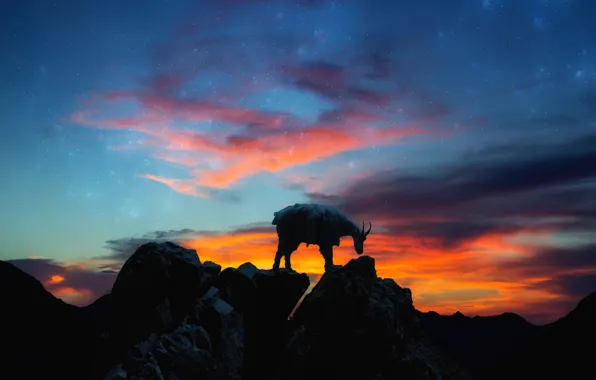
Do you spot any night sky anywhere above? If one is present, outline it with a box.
[2,0,595,324]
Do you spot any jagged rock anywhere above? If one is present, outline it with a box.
[215,263,310,380]
[189,286,243,379]
[97,242,220,379]
[276,256,471,380]
[204,261,222,278]
[105,285,244,380]
[216,263,309,318]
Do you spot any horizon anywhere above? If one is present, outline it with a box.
[6,244,595,327]
[2,0,596,325]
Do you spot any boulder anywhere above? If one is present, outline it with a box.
[107,242,208,348]
[99,242,216,377]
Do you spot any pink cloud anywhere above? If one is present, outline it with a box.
[68,18,465,198]
[71,89,427,196]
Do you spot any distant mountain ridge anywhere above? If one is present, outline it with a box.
[419,291,596,380]
[0,261,101,378]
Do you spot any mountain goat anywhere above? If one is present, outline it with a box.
[271,203,372,272]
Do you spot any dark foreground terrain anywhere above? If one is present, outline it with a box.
[1,242,594,380]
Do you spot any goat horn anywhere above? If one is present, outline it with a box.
[364,221,372,236]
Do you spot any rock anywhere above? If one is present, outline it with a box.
[104,364,127,380]
[215,264,310,380]
[216,264,309,321]
[2,242,479,380]
[105,285,244,380]
[101,242,216,377]
[108,242,207,343]
[204,261,222,277]
[276,255,471,380]
[191,286,244,379]
[6,236,596,380]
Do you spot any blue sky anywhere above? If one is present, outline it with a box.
[1,0,595,323]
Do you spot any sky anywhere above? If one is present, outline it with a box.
[1,0,595,324]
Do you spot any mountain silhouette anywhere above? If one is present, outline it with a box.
[1,242,594,380]
[0,261,101,378]
[420,291,596,380]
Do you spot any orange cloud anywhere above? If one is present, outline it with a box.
[141,174,209,197]
[72,100,425,196]
[174,223,579,323]
[46,274,65,285]
[7,258,117,307]
[67,26,470,199]
[52,286,96,305]
[15,221,589,323]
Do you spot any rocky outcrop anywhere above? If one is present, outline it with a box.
[101,242,310,380]
[1,242,474,380]
[104,285,243,380]
[107,242,209,349]
[276,255,471,380]
[4,240,596,380]
[100,242,242,380]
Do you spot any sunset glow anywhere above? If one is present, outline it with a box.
[3,0,596,326]
[173,224,582,321]
[47,275,65,285]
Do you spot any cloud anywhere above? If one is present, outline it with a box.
[499,244,596,279]
[543,273,596,299]
[418,288,501,305]
[19,210,590,324]
[169,224,574,323]
[490,244,596,320]
[281,60,394,107]
[53,0,596,323]
[71,85,425,198]
[100,228,214,264]
[277,164,381,195]
[93,221,543,320]
[95,132,596,322]
[309,133,596,243]
[7,258,117,306]
[21,221,325,308]
[67,1,472,199]
[99,224,273,267]
[294,133,596,323]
